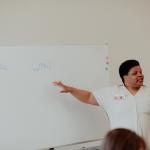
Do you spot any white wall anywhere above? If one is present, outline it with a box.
[0,0,150,86]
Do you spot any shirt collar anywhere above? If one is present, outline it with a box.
[118,85,146,97]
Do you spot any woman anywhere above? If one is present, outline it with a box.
[53,59,150,149]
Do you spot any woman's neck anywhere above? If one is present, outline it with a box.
[125,85,141,96]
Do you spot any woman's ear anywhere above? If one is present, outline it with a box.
[123,75,128,83]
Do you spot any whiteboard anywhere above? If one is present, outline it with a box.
[0,45,110,150]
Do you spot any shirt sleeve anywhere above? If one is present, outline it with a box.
[92,86,113,107]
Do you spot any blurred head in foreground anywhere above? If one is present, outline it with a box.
[102,128,146,150]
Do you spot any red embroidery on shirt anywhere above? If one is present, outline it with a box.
[114,95,125,101]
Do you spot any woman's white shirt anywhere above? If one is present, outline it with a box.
[93,85,150,148]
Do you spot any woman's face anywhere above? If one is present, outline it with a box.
[124,65,144,88]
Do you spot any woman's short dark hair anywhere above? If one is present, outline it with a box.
[102,128,146,150]
[119,60,140,83]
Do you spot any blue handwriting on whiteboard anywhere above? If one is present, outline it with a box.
[0,64,8,71]
[32,63,51,72]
